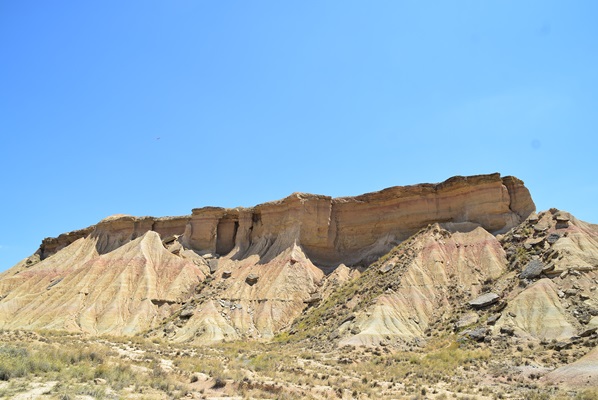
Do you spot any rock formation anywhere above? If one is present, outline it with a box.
[1,172,597,355]
[336,225,509,347]
[0,231,205,335]
[0,173,536,338]
[186,173,534,267]
[2,172,598,397]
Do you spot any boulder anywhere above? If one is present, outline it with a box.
[520,259,545,279]
[547,233,561,245]
[469,293,500,308]
[555,214,570,229]
[579,327,597,337]
[246,274,259,285]
[46,278,63,290]
[555,213,570,223]
[542,263,556,274]
[217,299,231,308]
[162,235,178,245]
[526,237,545,247]
[528,212,539,223]
[379,262,394,274]
[464,327,488,342]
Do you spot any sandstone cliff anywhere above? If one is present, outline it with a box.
[1,173,597,397]
[32,173,534,269]
[185,173,534,268]
[0,173,537,339]
[1,172,581,343]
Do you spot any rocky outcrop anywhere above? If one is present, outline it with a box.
[501,208,598,279]
[3,173,598,394]
[0,173,540,340]
[166,245,324,343]
[39,214,190,260]
[185,173,534,267]
[39,226,95,259]
[469,293,500,308]
[287,207,597,349]
[29,173,536,270]
[501,175,536,219]
[337,225,508,347]
[92,215,189,255]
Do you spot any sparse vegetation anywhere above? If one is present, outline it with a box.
[0,330,187,399]
[0,329,593,399]
[1,203,597,399]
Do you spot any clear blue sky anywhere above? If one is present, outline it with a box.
[1,1,597,271]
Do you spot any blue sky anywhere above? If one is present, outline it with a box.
[1,1,597,271]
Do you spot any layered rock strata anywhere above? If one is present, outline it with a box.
[35,173,534,269]
[0,231,205,335]
[185,173,535,267]
[337,225,509,347]
[0,173,537,339]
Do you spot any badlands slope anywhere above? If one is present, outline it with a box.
[1,173,597,392]
[0,173,533,338]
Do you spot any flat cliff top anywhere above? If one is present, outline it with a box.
[191,172,526,212]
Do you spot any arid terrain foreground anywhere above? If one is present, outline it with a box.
[0,173,597,399]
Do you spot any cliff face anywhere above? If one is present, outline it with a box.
[39,215,190,260]
[3,173,598,394]
[36,173,534,268]
[185,173,535,267]
[0,173,540,339]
